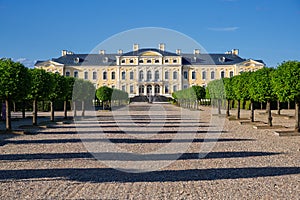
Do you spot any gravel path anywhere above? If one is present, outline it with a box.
[0,103,299,199]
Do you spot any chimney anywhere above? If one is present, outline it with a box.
[62,50,67,56]
[118,49,123,54]
[159,43,165,51]
[176,49,181,55]
[99,50,105,55]
[133,44,139,51]
[194,49,200,54]
[232,49,239,55]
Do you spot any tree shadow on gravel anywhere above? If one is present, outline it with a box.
[0,167,299,183]
[0,151,280,161]
[0,138,254,146]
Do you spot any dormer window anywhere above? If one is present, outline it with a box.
[74,57,80,64]
[165,59,169,63]
[173,59,177,63]
[139,59,144,63]
[219,57,226,63]
[121,59,125,64]
[130,59,134,63]
[155,59,159,63]
[147,60,151,63]
[103,57,108,63]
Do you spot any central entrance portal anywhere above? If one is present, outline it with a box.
[147,85,152,95]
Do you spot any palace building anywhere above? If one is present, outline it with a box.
[35,43,265,98]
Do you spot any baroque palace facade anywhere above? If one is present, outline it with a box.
[35,44,265,98]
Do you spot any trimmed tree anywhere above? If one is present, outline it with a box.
[223,77,235,117]
[272,61,300,132]
[63,76,75,119]
[250,67,275,126]
[28,69,53,125]
[207,79,226,114]
[0,59,30,130]
[96,86,113,110]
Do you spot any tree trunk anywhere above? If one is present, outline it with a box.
[33,99,38,126]
[295,101,300,132]
[13,101,16,112]
[261,102,263,110]
[81,101,85,117]
[226,100,230,117]
[50,101,55,122]
[236,100,240,119]
[64,100,68,119]
[5,98,11,131]
[22,100,26,119]
[250,100,254,122]
[42,101,44,112]
[73,101,77,117]
[288,100,290,110]
[277,100,281,115]
[217,99,221,115]
[266,100,272,126]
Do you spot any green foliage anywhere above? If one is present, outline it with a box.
[64,76,75,100]
[72,78,95,102]
[0,58,30,100]
[272,61,300,102]
[48,73,67,101]
[249,68,275,102]
[231,72,251,101]
[223,77,235,100]
[96,86,128,102]
[206,79,225,99]
[28,68,53,100]
[172,86,205,101]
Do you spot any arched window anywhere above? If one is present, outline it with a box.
[147,60,151,63]
[155,70,159,81]
[130,71,134,80]
[84,71,88,80]
[155,85,160,94]
[147,70,152,81]
[229,71,234,77]
[93,71,97,80]
[183,71,188,79]
[211,71,215,80]
[220,71,225,78]
[111,71,115,80]
[139,70,144,81]
[103,71,107,80]
[74,71,78,78]
[192,71,196,79]
[173,71,178,80]
[122,71,126,80]
[165,71,169,79]
[202,71,206,80]
[65,71,70,77]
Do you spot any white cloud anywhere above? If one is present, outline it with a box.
[207,27,239,32]
[14,58,37,68]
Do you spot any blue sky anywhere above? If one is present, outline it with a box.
[0,0,299,67]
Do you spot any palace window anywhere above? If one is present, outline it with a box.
[211,71,215,80]
[111,71,115,80]
[183,85,188,89]
[130,85,134,93]
[192,71,196,79]
[230,71,234,77]
[165,85,169,93]
[122,71,126,80]
[220,71,225,78]
[139,70,144,81]
[155,70,159,81]
[65,71,70,77]
[147,60,151,63]
[122,85,126,91]
[74,71,78,78]
[130,59,134,64]
[173,59,177,63]
[165,59,169,63]
[130,71,134,80]
[93,71,97,80]
[173,85,177,92]
[202,71,206,80]
[165,71,169,79]
[103,71,107,80]
[139,59,144,63]
[84,71,88,80]
[121,59,125,64]
[155,59,159,63]
[147,70,152,81]
[183,71,188,79]
[173,71,178,80]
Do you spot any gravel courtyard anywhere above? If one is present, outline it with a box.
[0,103,299,199]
